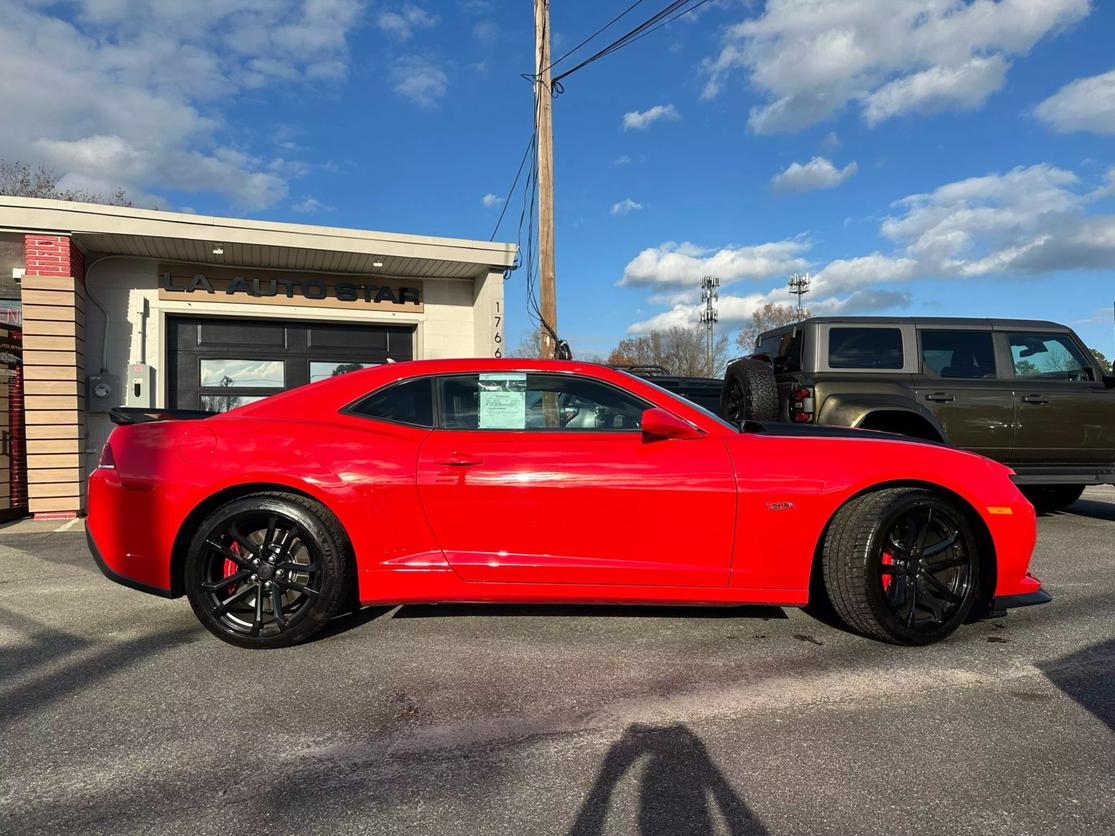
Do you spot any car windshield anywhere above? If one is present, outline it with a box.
[615,370,739,432]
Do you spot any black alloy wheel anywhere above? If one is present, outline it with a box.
[723,378,746,423]
[185,493,350,648]
[823,488,981,644]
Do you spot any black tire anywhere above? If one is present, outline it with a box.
[184,492,351,649]
[720,359,778,424]
[1019,485,1085,514]
[822,488,980,645]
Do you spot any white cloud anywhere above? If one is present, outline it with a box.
[1035,67,1115,135]
[622,104,680,131]
[377,4,439,41]
[0,1,362,209]
[611,198,644,216]
[291,196,334,213]
[481,193,504,208]
[862,56,1008,125]
[772,156,857,192]
[703,0,1090,132]
[613,155,632,166]
[619,240,811,288]
[392,56,449,108]
[621,162,1115,335]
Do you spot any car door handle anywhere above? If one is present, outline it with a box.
[925,392,954,403]
[434,454,484,467]
[1022,395,1049,405]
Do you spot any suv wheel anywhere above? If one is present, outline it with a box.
[1020,484,1085,514]
[720,359,778,424]
[822,488,980,645]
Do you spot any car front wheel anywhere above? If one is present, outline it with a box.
[184,492,351,648]
[822,488,980,645]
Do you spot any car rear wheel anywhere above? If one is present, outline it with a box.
[1019,484,1084,514]
[184,493,351,649]
[822,488,980,645]
[719,359,778,424]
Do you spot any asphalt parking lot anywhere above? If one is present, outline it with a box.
[1,488,1113,835]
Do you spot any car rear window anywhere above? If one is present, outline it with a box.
[828,328,903,369]
[920,330,997,378]
[350,377,434,427]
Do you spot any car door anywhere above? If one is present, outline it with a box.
[1004,331,1115,465]
[913,327,1015,460]
[416,371,737,587]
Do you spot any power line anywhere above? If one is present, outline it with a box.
[550,0,700,90]
[545,0,650,74]
[490,131,536,241]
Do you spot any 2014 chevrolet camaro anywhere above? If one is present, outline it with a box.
[87,359,1047,649]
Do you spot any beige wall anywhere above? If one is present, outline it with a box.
[81,257,504,476]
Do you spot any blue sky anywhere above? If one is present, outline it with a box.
[3,0,1114,359]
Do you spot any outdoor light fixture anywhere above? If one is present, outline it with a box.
[372,260,384,268]
[211,245,224,255]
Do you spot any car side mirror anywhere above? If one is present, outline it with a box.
[641,408,703,440]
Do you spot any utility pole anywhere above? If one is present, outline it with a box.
[699,275,719,375]
[788,272,812,318]
[534,0,558,359]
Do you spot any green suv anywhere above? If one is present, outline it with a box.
[722,317,1115,512]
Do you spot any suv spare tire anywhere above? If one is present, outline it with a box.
[720,358,778,424]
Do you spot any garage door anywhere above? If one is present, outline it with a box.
[167,316,414,412]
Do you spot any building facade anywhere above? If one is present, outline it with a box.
[0,197,517,518]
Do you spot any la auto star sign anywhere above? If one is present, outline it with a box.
[157,263,423,312]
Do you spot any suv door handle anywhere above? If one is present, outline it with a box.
[1022,395,1050,405]
[435,454,484,467]
[925,392,954,403]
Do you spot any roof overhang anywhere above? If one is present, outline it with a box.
[0,197,517,280]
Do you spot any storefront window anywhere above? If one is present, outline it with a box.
[199,359,284,388]
[200,394,268,413]
[309,361,378,383]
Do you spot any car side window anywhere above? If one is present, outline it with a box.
[350,378,434,427]
[920,330,997,378]
[437,373,650,431]
[1007,333,1094,382]
[828,327,903,369]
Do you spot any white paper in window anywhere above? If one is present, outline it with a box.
[478,372,527,429]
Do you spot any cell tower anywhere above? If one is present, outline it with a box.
[788,272,812,318]
[699,275,719,373]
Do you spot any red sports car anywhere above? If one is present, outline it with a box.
[87,359,1047,649]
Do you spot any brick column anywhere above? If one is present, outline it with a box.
[21,234,86,518]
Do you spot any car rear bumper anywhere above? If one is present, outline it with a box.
[86,520,174,599]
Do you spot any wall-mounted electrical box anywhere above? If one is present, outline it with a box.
[87,373,120,413]
[125,363,154,408]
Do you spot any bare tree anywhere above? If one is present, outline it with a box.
[607,326,729,377]
[512,329,546,358]
[735,303,810,353]
[0,159,132,206]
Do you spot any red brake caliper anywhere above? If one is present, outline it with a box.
[881,551,894,592]
[223,542,241,594]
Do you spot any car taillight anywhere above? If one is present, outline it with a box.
[790,386,815,423]
[98,443,116,470]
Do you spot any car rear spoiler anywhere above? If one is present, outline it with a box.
[109,407,216,425]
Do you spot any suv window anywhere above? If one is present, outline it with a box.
[1008,333,1094,382]
[920,330,997,378]
[437,373,649,431]
[350,378,433,427]
[757,329,803,373]
[828,327,903,369]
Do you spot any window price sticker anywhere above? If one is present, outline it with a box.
[478,372,527,429]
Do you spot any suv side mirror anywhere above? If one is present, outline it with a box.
[641,408,703,440]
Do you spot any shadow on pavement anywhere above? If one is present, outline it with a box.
[1039,639,1115,731]
[1058,499,1115,523]
[393,603,788,621]
[569,723,768,836]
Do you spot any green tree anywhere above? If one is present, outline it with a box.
[1090,348,1112,374]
